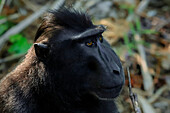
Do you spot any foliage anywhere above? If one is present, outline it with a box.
[119,4,135,15]
[124,17,157,55]
[8,34,32,54]
[118,4,157,55]
[0,16,14,36]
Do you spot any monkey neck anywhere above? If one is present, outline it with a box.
[79,100,119,113]
[87,100,119,113]
[35,81,119,113]
[59,100,119,113]
[52,93,119,113]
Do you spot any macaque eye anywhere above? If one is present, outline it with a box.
[86,41,94,47]
[99,36,103,43]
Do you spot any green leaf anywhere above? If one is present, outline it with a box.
[130,23,136,35]
[8,34,32,54]
[119,4,129,9]
[135,17,141,32]
[137,40,150,47]
[0,16,5,19]
[141,29,157,34]
[119,4,135,15]
[0,23,9,35]
[123,34,133,55]
[0,18,14,36]
[9,34,23,43]
[128,8,134,15]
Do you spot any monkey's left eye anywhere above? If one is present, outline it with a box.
[99,36,103,43]
[86,41,94,47]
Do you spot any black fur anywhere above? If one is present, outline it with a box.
[34,8,94,42]
[0,8,125,113]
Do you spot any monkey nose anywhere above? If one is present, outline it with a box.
[113,69,120,75]
[111,63,120,76]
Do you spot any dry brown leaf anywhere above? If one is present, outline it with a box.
[95,18,129,44]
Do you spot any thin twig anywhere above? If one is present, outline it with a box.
[138,95,156,113]
[22,0,42,12]
[51,0,66,9]
[0,53,25,64]
[148,85,169,103]
[133,88,150,97]
[135,34,153,94]
[0,0,6,14]
[127,67,133,97]
[0,13,21,24]
[136,0,150,15]
[127,67,142,113]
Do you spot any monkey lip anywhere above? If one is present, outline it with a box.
[99,85,122,91]
[100,85,119,89]
[93,85,122,100]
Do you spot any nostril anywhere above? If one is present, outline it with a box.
[113,70,120,75]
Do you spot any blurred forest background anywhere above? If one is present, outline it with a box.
[0,0,170,113]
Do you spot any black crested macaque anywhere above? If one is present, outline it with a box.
[0,8,125,113]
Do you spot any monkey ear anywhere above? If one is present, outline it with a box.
[34,43,49,61]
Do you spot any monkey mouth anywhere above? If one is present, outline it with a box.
[100,84,122,91]
[100,85,120,90]
[90,85,122,101]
